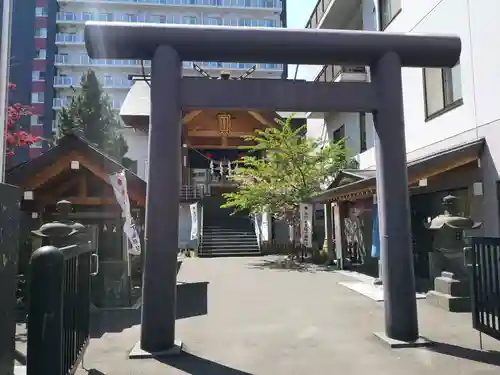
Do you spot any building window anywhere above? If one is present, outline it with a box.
[82,12,93,21]
[183,16,198,24]
[30,115,45,126]
[238,18,252,27]
[263,19,276,27]
[34,28,47,38]
[359,113,367,152]
[206,17,222,26]
[126,14,138,22]
[32,70,45,81]
[379,0,401,29]
[34,49,46,60]
[31,92,44,103]
[35,7,48,17]
[150,14,166,23]
[99,13,113,21]
[423,64,463,119]
[333,125,345,143]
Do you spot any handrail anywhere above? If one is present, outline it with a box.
[314,64,367,82]
[199,203,204,251]
[305,0,333,29]
[59,242,93,260]
[253,214,262,250]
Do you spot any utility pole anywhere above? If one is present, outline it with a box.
[0,0,13,182]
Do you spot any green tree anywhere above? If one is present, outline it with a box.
[57,70,129,162]
[222,115,356,224]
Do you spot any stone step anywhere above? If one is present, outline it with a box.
[202,231,255,236]
[200,246,259,251]
[202,238,258,244]
[426,290,471,312]
[201,246,259,251]
[434,275,470,297]
[198,250,261,258]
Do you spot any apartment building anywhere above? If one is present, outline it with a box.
[5,0,286,163]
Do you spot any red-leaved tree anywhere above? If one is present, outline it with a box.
[5,83,40,157]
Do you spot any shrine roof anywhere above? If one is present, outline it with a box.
[120,77,288,128]
[310,137,485,204]
[6,133,146,197]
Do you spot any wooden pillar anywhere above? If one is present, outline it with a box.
[324,202,334,258]
[333,201,348,269]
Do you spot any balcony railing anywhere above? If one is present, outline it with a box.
[315,64,367,83]
[56,12,93,23]
[58,0,282,10]
[55,33,84,44]
[54,97,122,109]
[55,55,151,67]
[54,76,132,89]
[54,55,282,71]
[305,0,334,29]
[57,11,279,27]
[54,76,74,86]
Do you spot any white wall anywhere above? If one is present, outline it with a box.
[312,0,500,172]
[359,0,500,234]
[122,128,149,180]
[306,0,377,162]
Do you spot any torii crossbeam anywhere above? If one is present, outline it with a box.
[85,22,461,354]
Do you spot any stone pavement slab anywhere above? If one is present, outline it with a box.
[338,280,427,301]
[77,256,500,375]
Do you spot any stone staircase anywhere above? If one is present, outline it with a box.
[199,196,261,257]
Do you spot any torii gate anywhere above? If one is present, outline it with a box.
[84,23,461,355]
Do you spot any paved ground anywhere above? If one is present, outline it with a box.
[76,256,500,375]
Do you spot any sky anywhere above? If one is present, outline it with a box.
[285,0,323,80]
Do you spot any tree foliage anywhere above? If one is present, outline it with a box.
[221,115,357,222]
[57,70,128,162]
[5,83,40,156]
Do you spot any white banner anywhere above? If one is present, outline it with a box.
[109,171,141,255]
[190,203,198,240]
[299,203,313,248]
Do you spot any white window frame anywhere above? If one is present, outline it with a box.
[34,49,46,60]
[31,92,45,104]
[32,70,45,81]
[379,0,401,30]
[31,115,40,126]
[35,7,48,17]
[34,28,47,38]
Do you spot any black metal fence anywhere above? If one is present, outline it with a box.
[0,183,21,375]
[470,237,500,341]
[26,201,94,375]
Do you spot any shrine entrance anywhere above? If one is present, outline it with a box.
[85,23,461,354]
[183,109,274,191]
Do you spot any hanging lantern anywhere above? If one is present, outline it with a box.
[206,153,213,159]
[217,113,232,136]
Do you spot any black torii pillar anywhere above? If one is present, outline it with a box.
[84,23,461,354]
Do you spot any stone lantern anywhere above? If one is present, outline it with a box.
[425,194,482,312]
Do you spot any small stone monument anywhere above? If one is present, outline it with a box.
[425,194,481,312]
